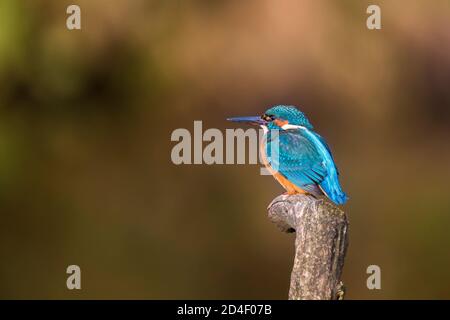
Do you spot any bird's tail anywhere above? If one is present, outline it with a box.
[319,177,348,205]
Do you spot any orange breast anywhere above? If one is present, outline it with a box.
[260,136,307,195]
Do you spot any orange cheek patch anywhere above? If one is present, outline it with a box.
[274,119,289,127]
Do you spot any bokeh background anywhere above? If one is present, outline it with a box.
[1,0,450,299]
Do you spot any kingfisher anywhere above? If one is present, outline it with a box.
[228,105,348,205]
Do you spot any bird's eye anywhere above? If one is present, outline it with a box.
[262,114,274,122]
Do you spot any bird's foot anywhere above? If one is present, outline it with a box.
[283,190,309,196]
[283,190,301,196]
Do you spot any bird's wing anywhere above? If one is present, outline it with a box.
[312,132,340,175]
[266,129,327,191]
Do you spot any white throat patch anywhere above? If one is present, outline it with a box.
[260,125,268,134]
[281,124,305,130]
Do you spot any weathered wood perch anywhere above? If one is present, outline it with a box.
[268,194,349,300]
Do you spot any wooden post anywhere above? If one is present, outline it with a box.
[267,194,349,300]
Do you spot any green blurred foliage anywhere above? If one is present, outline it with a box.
[0,0,450,299]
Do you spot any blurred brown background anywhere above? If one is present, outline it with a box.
[1,0,450,299]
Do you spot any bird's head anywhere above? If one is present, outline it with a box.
[228,105,313,130]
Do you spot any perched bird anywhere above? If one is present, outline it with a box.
[228,105,348,205]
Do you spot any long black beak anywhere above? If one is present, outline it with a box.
[227,116,266,126]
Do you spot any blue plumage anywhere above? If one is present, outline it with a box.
[228,105,348,205]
